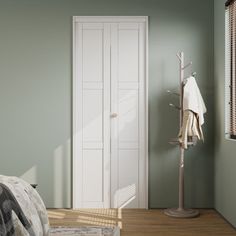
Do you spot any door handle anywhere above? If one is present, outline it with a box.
[111,113,118,118]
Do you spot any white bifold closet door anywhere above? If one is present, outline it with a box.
[73,16,147,209]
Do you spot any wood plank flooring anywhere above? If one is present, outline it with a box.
[48,209,236,236]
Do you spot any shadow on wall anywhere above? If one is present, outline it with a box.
[152,89,180,154]
[52,139,71,208]
[18,139,71,208]
[149,86,180,207]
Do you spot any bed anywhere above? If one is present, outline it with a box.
[0,175,50,236]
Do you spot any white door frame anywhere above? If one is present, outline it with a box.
[72,16,149,209]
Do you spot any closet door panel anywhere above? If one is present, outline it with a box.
[117,25,140,208]
[75,22,110,208]
[111,22,145,208]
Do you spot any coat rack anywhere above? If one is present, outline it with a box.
[164,52,199,218]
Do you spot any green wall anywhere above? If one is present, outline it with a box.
[214,0,236,227]
[0,0,214,208]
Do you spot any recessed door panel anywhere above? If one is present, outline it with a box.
[83,28,103,82]
[82,90,103,143]
[83,150,103,202]
[118,29,139,82]
[118,89,139,144]
[116,149,139,208]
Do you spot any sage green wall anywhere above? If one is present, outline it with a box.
[0,0,214,208]
[214,0,236,227]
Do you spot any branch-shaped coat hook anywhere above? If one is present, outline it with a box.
[169,103,181,110]
[166,90,180,96]
[176,53,182,61]
[182,61,192,70]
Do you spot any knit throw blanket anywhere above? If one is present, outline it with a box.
[0,175,50,236]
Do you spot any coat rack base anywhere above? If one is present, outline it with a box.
[164,208,199,218]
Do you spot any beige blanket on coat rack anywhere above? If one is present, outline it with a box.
[179,76,207,149]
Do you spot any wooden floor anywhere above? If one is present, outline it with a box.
[48,209,236,236]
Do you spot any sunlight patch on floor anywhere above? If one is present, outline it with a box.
[48,209,122,228]
[47,210,66,219]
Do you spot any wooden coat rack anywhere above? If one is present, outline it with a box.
[164,52,199,218]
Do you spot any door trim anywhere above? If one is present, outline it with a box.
[72,16,149,209]
[74,16,148,23]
